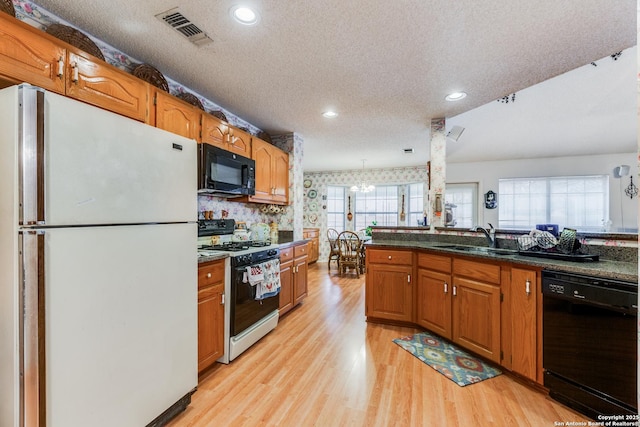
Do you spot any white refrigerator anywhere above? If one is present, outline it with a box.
[0,85,198,427]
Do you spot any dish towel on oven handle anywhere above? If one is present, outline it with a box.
[244,259,281,300]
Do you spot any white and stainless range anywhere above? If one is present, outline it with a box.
[198,219,280,364]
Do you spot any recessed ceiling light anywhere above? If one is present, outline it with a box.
[445,92,467,101]
[322,111,338,118]
[230,6,260,25]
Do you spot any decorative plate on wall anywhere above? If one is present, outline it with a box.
[309,201,318,211]
[309,213,318,224]
[308,189,317,199]
[303,179,312,188]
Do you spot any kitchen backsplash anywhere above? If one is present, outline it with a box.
[198,195,293,230]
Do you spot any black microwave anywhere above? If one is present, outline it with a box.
[198,144,255,197]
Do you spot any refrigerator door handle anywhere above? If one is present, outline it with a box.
[19,230,44,427]
[19,86,45,226]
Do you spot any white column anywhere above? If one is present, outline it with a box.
[429,118,447,229]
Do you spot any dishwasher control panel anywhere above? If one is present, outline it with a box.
[542,270,637,313]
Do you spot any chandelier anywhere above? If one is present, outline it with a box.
[350,160,375,193]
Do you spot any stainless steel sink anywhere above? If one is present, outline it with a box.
[435,245,516,256]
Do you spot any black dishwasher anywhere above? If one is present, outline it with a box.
[542,270,638,418]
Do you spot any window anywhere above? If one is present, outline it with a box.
[326,186,345,231]
[498,175,609,231]
[408,183,424,226]
[445,183,477,229]
[354,186,398,230]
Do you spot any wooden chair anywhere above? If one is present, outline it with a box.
[327,228,340,270]
[337,231,362,278]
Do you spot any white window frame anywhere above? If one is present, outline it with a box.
[498,175,609,231]
[407,182,425,226]
[353,185,399,230]
[326,186,346,232]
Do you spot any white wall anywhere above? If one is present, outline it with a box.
[446,152,638,232]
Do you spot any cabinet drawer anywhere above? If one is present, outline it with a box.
[368,249,412,265]
[303,228,319,238]
[418,252,451,273]
[453,258,501,284]
[280,246,294,262]
[198,260,225,289]
[294,243,308,258]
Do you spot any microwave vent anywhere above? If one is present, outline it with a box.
[155,8,213,47]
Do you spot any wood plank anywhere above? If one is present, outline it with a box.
[168,263,590,426]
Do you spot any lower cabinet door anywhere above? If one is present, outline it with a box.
[293,257,308,304]
[198,283,224,373]
[417,268,452,339]
[452,277,501,363]
[279,260,294,315]
[365,264,413,322]
[510,267,538,381]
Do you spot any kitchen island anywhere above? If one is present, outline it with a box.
[363,238,637,387]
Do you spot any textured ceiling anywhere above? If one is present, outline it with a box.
[31,0,637,171]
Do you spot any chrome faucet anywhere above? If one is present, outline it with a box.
[473,223,496,248]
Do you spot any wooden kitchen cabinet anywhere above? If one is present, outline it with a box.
[279,246,294,315]
[200,113,251,157]
[293,243,309,305]
[503,266,541,382]
[279,242,308,316]
[365,249,413,322]
[151,90,201,141]
[416,253,452,339]
[248,137,289,205]
[0,13,147,122]
[452,258,501,363]
[198,259,225,373]
[303,228,319,264]
[0,13,66,94]
[65,50,148,122]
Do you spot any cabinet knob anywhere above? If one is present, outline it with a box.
[207,273,212,278]
[525,279,531,295]
[453,285,457,296]
[388,255,392,260]
[444,282,448,293]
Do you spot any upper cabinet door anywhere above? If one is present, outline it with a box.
[228,127,251,157]
[201,113,228,149]
[251,137,275,202]
[65,50,147,122]
[0,14,65,94]
[154,90,200,141]
[272,148,289,204]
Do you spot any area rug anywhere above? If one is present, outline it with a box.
[393,331,502,387]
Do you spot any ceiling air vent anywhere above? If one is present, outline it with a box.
[403,148,414,154]
[155,8,213,47]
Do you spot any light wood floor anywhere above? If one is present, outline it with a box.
[168,262,589,426]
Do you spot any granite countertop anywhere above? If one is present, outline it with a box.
[197,252,229,263]
[365,240,638,283]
